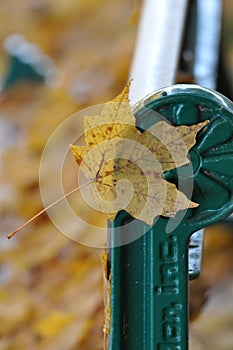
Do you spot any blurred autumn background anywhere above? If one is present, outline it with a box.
[0,0,232,349]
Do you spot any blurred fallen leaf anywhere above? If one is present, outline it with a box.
[34,311,75,338]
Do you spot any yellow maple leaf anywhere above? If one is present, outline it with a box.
[70,82,208,225]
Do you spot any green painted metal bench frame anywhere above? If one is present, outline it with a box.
[108,84,233,350]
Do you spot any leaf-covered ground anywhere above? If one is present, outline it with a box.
[0,1,135,348]
[0,0,232,349]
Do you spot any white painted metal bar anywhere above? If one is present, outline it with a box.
[129,0,189,105]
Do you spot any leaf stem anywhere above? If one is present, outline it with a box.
[7,181,93,239]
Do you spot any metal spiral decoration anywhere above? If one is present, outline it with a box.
[134,84,233,231]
